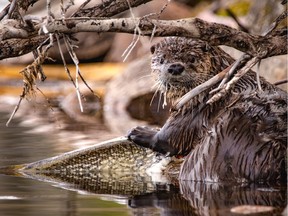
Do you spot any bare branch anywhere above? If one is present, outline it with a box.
[174,64,233,110]
[210,54,251,94]
[256,60,263,92]
[225,8,249,33]
[206,57,259,105]
[173,6,287,111]
[0,35,47,60]
[6,89,24,126]
[45,0,53,19]
[42,17,287,58]
[63,35,84,112]
[70,0,91,17]
[0,0,154,60]
[263,10,288,36]
[73,0,152,18]
[7,0,17,19]
[0,4,10,20]
[55,33,76,87]
[274,79,288,86]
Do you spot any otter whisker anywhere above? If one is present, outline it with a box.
[161,82,170,109]
[157,83,164,112]
[163,90,167,109]
[150,82,162,107]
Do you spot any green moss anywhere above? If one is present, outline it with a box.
[217,1,250,17]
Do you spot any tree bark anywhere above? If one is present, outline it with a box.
[0,0,153,60]
[42,17,287,58]
[0,1,286,60]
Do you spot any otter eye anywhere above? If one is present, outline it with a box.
[150,45,156,54]
[188,56,195,63]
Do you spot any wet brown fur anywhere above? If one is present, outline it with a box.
[128,37,287,184]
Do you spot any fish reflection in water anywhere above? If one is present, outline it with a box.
[1,135,286,216]
[17,172,287,215]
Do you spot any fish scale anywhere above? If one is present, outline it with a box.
[21,137,156,175]
[0,137,181,195]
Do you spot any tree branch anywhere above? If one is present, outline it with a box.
[0,35,47,60]
[73,0,152,17]
[0,0,154,60]
[42,17,287,58]
[16,0,39,11]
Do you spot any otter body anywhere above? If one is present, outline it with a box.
[128,37,287,184]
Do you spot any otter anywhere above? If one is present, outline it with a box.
[128,37,287,184]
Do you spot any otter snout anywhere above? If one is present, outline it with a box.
[167,63,185,75]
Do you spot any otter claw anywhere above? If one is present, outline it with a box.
[127,126,157,148]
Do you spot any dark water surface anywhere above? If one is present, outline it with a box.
[0,111,286,216]
[0,112,130,216]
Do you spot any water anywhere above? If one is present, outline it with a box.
[0,110,287,216]
[0,111,129,216]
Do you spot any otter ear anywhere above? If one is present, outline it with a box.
[150,45,156,54]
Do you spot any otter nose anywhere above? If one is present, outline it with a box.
[167,63,185,75]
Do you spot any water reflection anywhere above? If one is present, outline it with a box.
[17,172,286,215]
[129,182,287,215]
[0,111,130,216]
[0,111,286,215]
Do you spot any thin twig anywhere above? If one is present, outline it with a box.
[77,70,97,97]
[6,34,54,126]
[70,0,91,17]
[122,0,143,62]
[207,57,259,105]
[147,0,171,42]
[225,8,249,33]
[63,35,84,112]
[256,59,263,91]
[0,3,10,20]
[122,28,141,62]
[263,10,288,36]
[46,0,55,19]
[63,0,75,14]
[210,54,251,94]
[62,34,97,97]
[60,0,65,18]
[55,33,76,87]
[6,91,25,126]
[142,0,171,19]
[174,65,233,110]
[123,0,171,59]
[36,86,54,112]
[33,50,46,81]
[274,79,288,86]
[7,0,17,19]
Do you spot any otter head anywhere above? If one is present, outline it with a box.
[150,37,232,102]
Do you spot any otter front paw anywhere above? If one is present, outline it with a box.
[127,126,158,148]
